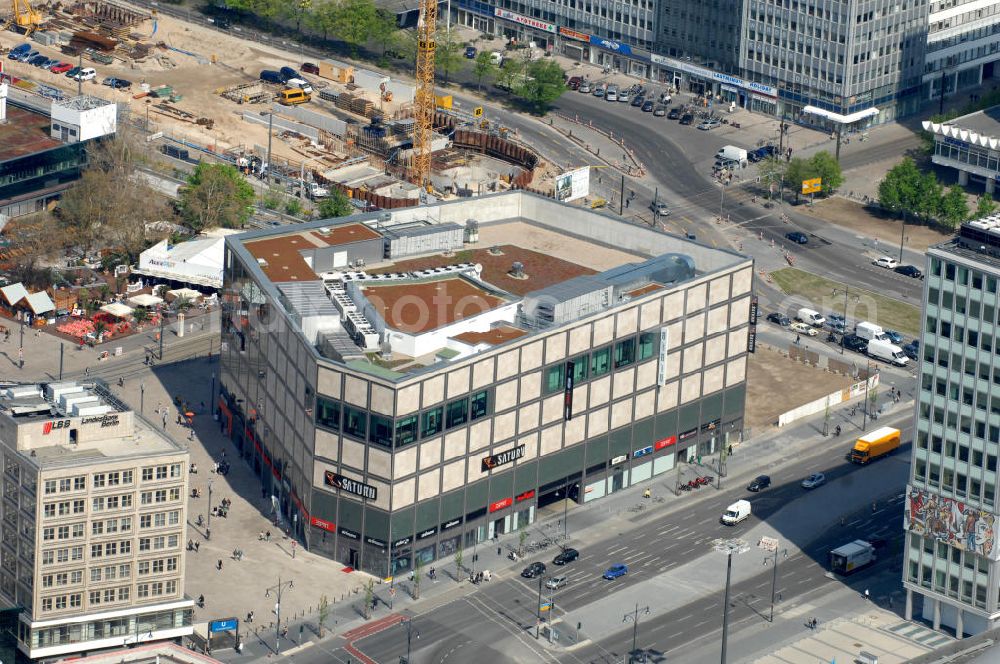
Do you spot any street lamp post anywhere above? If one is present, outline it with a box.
[862,360,874,430]
[898,210,907,263]
[535,574,544,639]
[207,479,214,529]
[757,536,781,623]
[831,287,858,354]
[713,538,750,664]
[622,603,650,663]
[265,578,294,656]
[210,372,216,417]
[400,616,419,663]
[140,382,145,415]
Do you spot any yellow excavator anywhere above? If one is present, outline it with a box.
[2,0,44,37]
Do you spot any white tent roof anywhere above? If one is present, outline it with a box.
[24,291,54,315]
[0,283,28,306]
[802,105,879,125]
[100,302,133,318]
[167,288,204,300]
[135,237,224,289]
[128,293,163,307]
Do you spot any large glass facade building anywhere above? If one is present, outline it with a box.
[904,217,1000,636]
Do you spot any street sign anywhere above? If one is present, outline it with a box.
[801,178,821,194]
[757,536,779,552]
[474,106,484,117]
[209,617,238,633]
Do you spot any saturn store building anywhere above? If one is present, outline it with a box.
[217,192,753,578]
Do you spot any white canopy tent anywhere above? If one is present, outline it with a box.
[128,293,164,307]
[134,237,225,289]
[100,302,134,319]
[167,287,204,301]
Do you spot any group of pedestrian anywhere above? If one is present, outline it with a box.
[889,386,901,403]
[806,617,819,629]
[258,530,272,542]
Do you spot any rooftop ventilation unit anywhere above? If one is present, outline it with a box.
[317,227,332,235]
[510,262,525,278]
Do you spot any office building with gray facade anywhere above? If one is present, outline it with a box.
[739,0,928,126]
[923,0,1000,104]
[903,216,1000,636]
[218,192,754,578]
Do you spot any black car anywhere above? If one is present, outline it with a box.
[895,264,923,279]
[902,339,920,360]
[786,231,808,244]
[667,106,682,119]
[747,475,771,492]
[641,100,655,112]
[521,561,547,578]
[842,334,869,353]
[553,548,579,565]
[630,95,645,107]
[679,113,695,125]
[766,312,790,326]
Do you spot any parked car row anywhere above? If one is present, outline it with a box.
[6,44,101,81]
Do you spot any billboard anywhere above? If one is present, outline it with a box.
[555,166,591,202]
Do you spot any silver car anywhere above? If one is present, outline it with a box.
[545,574,568,590]
[801,472,826,489]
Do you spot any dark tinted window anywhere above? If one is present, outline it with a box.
[316,397,340,431]
[446,398,468,429]
[343,406,367,440]
[421,406,443,438]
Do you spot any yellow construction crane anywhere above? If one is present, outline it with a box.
[412,0,437,186]
[3,0,43,36]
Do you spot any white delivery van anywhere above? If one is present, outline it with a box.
[721,499,751,525]
[867,339,908,366]
[285,78,313,94]
[490,51,504,66]
[796,308,826,327]
[855,321,887,341]
[715,145,748,167]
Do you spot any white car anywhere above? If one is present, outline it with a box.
[873,256,898,269]
[74,67,96,81]
[801,472,826,489]
[790,322,818,336]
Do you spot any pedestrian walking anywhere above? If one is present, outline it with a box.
[266,530,271,542]
[217,559,223,571]
[864,588,870,601]
[206,528,211,540]
[291,541,297,559]
[246,611,254,623]
[194,541,200,552]
[259,530,265,541]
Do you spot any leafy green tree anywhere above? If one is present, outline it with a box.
[516,59,566,114]
[497,57,523,92]
[223,0,283,19]
[283,0,313,32]
[317,595,330,636]
[878,158,923,215]
[976,193,997,219]
[473,51,497,91]
[808,151,843,194]
[939,185,969,229]
[285,198,304,217]
[180,163,255,231]
[305,0,337,39]
[435,31,466,85]
[784,157,811,202]
[916,172,943,222]
[317,189,353,218]
[332,0,378,56]
[370,8,400,58]
[758,156,786,199]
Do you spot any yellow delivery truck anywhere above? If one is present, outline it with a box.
[850,426,901,464]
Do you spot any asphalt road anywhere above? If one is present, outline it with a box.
[548,92,925,303]
[340,412,914,664]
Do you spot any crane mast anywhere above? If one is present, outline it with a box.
[413,0,437,186]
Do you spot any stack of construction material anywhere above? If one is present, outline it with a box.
[350,97,373,117]
[335,93,354,111]
[319,89,338,103]
[70,31,117,53]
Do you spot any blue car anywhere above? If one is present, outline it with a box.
[603,563,628,580]
[7,43,30,59]
[883,329,903,344]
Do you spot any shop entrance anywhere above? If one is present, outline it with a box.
[348,548,359,569]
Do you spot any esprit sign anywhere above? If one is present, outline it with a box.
[324,471,377,500]
[494,8,556,33]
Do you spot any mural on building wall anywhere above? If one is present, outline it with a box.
[905,486,998,559]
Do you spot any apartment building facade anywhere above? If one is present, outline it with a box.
[923,0,1000,103]
[218,193,754,578]
[0,382,192,659]
[904,217,1000,636]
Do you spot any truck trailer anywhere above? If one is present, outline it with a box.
[850,426,901,464]
[830,539,877,575]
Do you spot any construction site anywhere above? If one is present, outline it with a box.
[0,0,554,210]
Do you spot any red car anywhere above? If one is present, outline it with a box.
[301,62,319,75]
[49,62,73,74]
